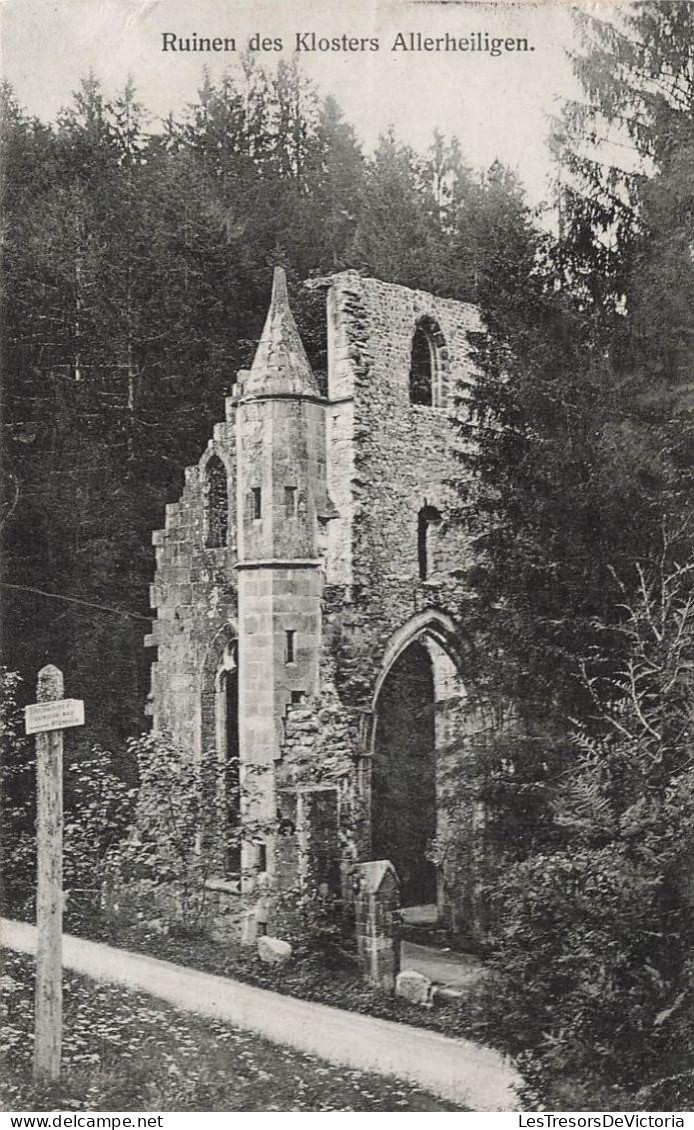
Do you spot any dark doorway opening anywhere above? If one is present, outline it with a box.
[222,662,241,874]
[372,641,437,906]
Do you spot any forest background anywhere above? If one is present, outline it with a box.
[2,0,694,1109]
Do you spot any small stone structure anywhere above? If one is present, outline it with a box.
[145,266,488,947]
[396,969,435,1008]
[203,876,246,943]
[354,860,401,991]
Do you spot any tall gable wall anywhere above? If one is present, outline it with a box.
[321,272,481,712]
[146,402,238,756]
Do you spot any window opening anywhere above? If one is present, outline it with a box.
[204,455,228,548]
[410,326,433,405]
[409,318,445,407]
[418,505,442,580]
[285,630,296,664]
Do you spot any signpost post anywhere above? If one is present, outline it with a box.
[25,664,84,1084]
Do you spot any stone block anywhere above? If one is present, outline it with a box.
[257,935,292,964]
[240,909,258,946]
[396,969,434,1008]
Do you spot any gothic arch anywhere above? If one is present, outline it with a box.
[408,316,449,407]
[371,609,464,712]
[199,445,232,477]
[201,451,230,548]
[200,622,239,689]
[368,610,469,909]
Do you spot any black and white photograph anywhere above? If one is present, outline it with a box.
[1,0,693,1117]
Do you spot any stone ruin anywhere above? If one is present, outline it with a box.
[145,266,489,969]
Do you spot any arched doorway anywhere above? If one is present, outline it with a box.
[371,641,437,907]
[212,641,241,874]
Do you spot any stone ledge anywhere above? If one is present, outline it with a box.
[204,877,241,896]
[235,558,322,570]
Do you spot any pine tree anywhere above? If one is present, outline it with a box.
[350,129,446,292]
[458,7,694,1104]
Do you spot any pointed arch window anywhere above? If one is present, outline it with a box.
[409,317,446,407]
[418,504,442,580]
[204,455,229,548]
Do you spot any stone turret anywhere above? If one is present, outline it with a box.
[242,267,319,399]
[235,267,327,881]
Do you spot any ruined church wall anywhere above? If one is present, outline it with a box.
[277,274,482,879]
[144,270,484,903]
[146,401,239,759]
[323,272,480,712]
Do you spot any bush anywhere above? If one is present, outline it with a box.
[103,732,236,934]
[470,543,694,1107]
[63,752,136,931]
[0,669,134,927]
[274,879,353,968]
[0,668,36,917]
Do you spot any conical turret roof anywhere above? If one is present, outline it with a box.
[243,267,319,398]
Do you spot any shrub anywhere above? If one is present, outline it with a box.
[0,670,134,927]
[63,752,136,931]
[470,540,694,1107]
[0,668,36,916]
[104,732,236,934]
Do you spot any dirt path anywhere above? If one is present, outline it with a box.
[401,940,487,990]
[0,917,519,1110]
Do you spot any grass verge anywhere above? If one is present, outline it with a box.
[1,948,462,1112]
[80,916,487,1044]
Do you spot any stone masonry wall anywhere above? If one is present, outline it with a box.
[146,395,239,759]
[279,272,479,735]
[146,270,482,920]
[277,271,482,902]
[325,271,480,702]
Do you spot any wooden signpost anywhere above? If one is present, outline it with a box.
[25,664,84,1083]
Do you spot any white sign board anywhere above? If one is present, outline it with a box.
[25,699,85,735]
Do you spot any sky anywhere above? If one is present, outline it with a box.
[0,0,587,206]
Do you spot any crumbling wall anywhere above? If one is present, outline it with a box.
[276,272,483,918]
[321,271,480,709]
[145,271,484,932]
[146,396,239,758]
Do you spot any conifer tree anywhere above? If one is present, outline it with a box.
[460,6,694,1104]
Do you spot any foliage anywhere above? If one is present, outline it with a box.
[101,731,274,934]
[0,63,363,757]
[350,129,446,293]
[274,878,349,967]
[0,667,134,925]
[446,9,694,1103]
[3,30,694,1109]
[63,753,136,931]
[1,60,543,784]
[103,732,222,932]
[0,668,36,914]
[556,2,694,311]
[472,540,694,1108]
[453,4,694,886]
